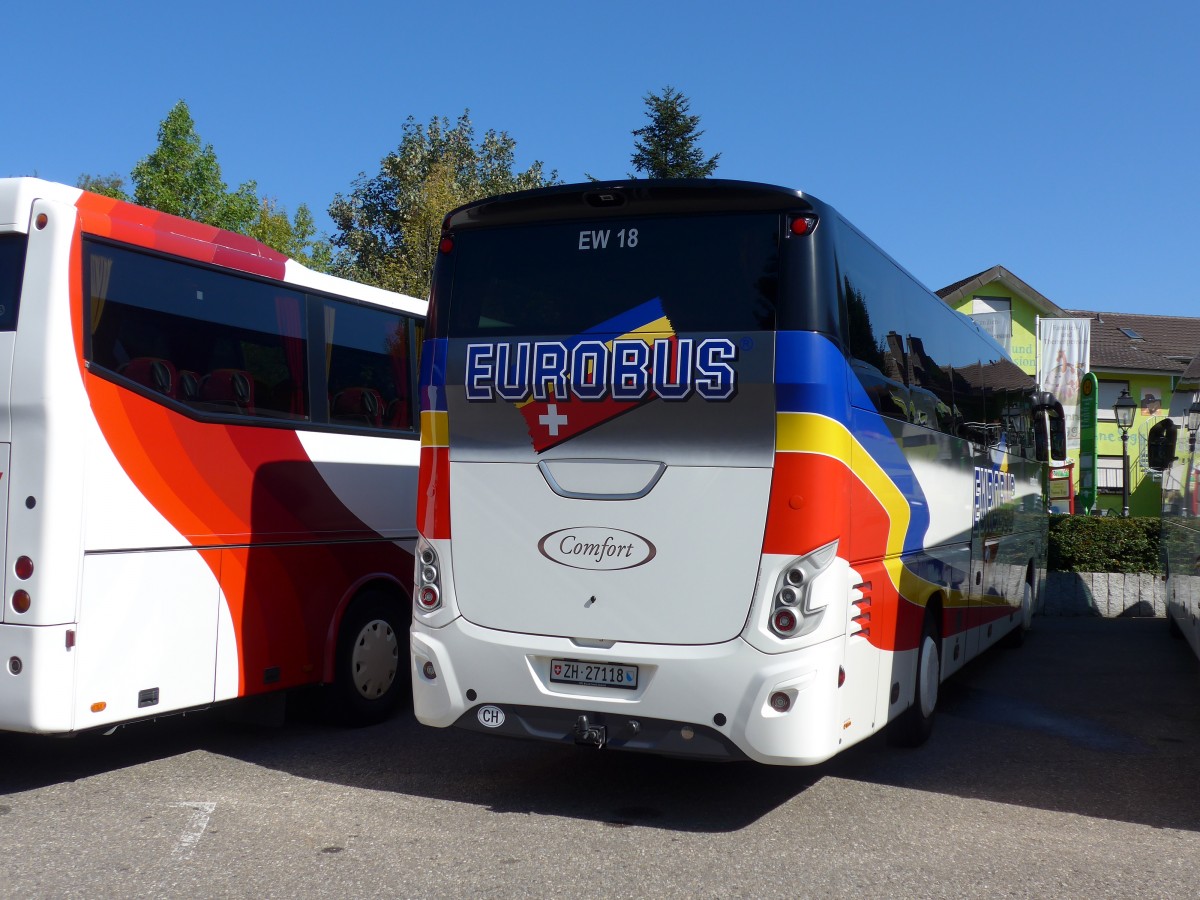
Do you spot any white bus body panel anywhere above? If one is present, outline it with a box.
[448,461,771,645]
[0,333,14,441]
[7,197,89,628]
[0,624,76,732]
[74,551,220,729]
[297,430,420,545]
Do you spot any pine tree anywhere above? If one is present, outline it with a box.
[629,86,720,179]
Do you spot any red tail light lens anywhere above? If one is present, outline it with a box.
[14,557,33,580]
[417,585,440,611]
[772,608,798,635]
[12,591,31,614]
[789,215,817,236]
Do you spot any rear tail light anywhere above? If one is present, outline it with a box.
[768,540,839,639]
[15,557,33,580]
[789,215,818,237]
[11,591,31,614]
[415,539,443,612]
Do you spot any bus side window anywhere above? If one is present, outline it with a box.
[84,241,311,424]
[322,299,415,433]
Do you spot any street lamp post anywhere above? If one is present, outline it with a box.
[1113,389,1137,517]
[1184,400,1200,517]
[1187,400,1200,454]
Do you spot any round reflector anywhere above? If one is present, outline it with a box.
[11,590,31,614]
[438,237,455,254]
[15,557,33,580]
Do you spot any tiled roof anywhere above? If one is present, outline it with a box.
[1064,309,1200,374]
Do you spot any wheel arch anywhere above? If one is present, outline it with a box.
[321,573,410,685]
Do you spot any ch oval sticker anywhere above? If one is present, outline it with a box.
[538,527,657,571]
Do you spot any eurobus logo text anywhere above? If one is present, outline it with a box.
[974,467,1016,525]
[463,338,739,404]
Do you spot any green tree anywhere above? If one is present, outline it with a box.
[130,100,259,233]
[629,86,720,179]
[77,101,331,270]
[76,173,131,201]
[248,197,333,270]
[328,110,557,298]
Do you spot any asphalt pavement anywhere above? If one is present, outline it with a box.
[1,616,1198,898]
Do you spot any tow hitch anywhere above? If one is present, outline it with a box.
[573,715,606,748]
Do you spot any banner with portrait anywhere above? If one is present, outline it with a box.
[1037,317,1091,452]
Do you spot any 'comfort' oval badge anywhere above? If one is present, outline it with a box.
[538,527,657,571]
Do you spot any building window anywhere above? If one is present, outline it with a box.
[968,296,1011,353]
[1096,379,1130,422]
[1096,456,1126,494]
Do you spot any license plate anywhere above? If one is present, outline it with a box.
[549,658,638,690]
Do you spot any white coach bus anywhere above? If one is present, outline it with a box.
[0,178,424,733]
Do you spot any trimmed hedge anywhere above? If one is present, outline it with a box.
[1047,514,1160,574]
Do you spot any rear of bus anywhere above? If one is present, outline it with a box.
[411,180,880,764]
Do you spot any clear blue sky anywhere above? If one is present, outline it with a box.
[5,1,1196,315]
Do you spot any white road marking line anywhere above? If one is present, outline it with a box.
[170,802,217,859]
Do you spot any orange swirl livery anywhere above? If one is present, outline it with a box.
[0,177,425,734]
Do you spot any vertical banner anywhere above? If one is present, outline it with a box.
[1037,317,1091,452]
[1078,372,1098,513]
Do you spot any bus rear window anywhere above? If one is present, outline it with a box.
[0,235,26,331]
[443,213,780,337]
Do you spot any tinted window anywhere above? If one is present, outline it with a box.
[84,240,417,432]
[0,235,26,331]
[324,300,414,430]
[836,217,1034,439]
[444,213,779,337]
[87,242,309,420]
[837,220,912,423]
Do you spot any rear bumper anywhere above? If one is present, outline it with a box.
[0,623,76,733]
[411,617,852,766]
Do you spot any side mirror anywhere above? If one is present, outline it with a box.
[1032,392,1067,463]
[1146,418,1178,472]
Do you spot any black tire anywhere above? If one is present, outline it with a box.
[888,611,940,747]
[1003,580,1035,649]
[330,589,409,726]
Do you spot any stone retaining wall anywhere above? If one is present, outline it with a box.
[1043,572,1165,618]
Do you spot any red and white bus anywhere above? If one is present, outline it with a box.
[0,178,424,733]
[411,180,1061,765]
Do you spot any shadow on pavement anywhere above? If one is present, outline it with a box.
[2,618,1198,833]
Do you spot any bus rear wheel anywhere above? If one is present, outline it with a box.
[888,612,940,747]
[331,589,409,726]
